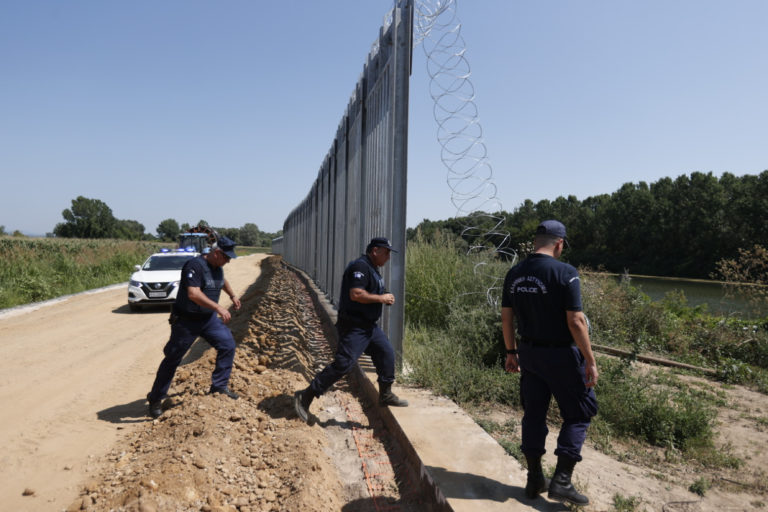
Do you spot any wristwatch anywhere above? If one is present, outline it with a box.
[506,348,518,355]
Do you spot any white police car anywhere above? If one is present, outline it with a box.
[127,249,198,311]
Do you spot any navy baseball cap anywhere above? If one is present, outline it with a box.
[536,220,569,246]
[368,237,398,253]
[214,236,237,259]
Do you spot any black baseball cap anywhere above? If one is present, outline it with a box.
[536,220,569,247]
[214,236,237,259]
[367,237,398,253]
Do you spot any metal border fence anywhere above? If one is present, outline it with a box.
[276,0,413,362]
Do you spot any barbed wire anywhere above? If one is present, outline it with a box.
[414,0,516,306]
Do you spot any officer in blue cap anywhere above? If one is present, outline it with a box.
[501,220,598,506]
[147,235,242,418]
[294,237,408,423]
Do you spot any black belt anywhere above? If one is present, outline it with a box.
[520,337,573,348]
[175,310,214,321]
[337,312,376,329]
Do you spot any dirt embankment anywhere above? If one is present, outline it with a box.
[52,255,423,512]
[0,253,262,510]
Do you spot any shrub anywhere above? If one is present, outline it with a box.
[689,477,711,496]
[613,494,642,512]
[403,324,520,406]
[405,230,508,328]
[713,244,768,318]
[597,358,716,451]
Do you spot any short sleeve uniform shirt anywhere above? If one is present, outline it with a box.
[501,253,582,344]
[173,256,224,318]
[338,255,386,323]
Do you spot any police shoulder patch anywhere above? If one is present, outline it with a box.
[353,271,365,279]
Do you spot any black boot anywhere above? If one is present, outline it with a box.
[147,393,163,419]
[293,387,314,423]
[379,382,408,407]
[548,455,589,506]
[524,454,549,499]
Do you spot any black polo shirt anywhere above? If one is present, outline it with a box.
[172,256,224,318]
[501,253,582,344]
[338,254,386,324]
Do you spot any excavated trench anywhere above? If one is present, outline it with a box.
[69,256,435,512]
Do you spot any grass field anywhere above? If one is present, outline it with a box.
[0,237,270,309]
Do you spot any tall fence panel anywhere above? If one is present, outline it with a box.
[281,0,412,362]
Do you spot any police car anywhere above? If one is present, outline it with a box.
[127,249,198,311]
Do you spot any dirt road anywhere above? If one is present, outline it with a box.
[0,254,268,511]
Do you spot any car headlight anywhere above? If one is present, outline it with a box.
[172,281,180,287]
[130,280,142,287]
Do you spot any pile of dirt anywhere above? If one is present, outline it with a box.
[65,256,410,512]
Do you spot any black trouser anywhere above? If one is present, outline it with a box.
[519,342,598,461]
[309,320,395,397]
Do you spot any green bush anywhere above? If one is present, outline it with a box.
[445,301,504,367]
[405,230,507,328]
[581,268,768,383]
[689,477,711,496]
[597,358,716,450]
[613,494,642,512]
[403,324,520,405]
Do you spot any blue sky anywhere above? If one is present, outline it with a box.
[2,1,767,236]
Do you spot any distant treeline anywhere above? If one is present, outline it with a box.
[49,196,281,247]
[407,171,768,279]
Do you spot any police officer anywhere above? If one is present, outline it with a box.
[501,220,598,506]
[147,236,242,418]
[294,237,408,423]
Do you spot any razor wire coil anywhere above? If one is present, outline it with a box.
[414,0,516,306]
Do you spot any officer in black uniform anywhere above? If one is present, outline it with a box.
[501,220,598,506]
[294,237,408,423]
[147,236,242,418]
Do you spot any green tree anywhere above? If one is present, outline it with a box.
[0,225,6,236]
[407,170,768,278]
[115,219,145,240]
[217,227,240,242]
[157,218,181,242]
[239,223,261,246]
[53,196,117,238]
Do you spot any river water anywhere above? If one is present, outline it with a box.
[618,275,767,319]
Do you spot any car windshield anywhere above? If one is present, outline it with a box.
[142,255,193,271]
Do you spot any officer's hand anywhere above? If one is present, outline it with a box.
[232,297,242,311]
[218,306,232,323]
[585,363,598,387]
[381,293,395,305]
[504,353,520,373]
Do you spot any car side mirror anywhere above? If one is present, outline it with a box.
[134,265,141,271]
